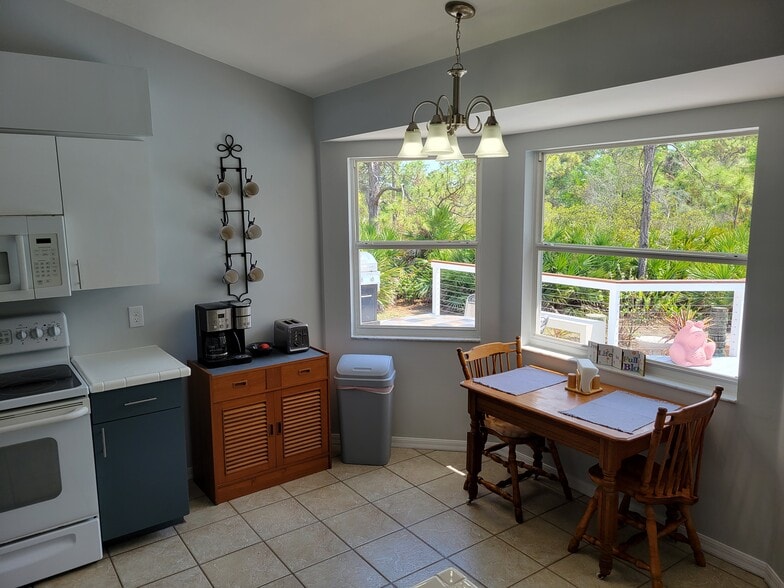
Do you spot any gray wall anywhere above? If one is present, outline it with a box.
[315,0,784,579]
[0,0,323,361]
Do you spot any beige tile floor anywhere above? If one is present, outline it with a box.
[34,447,767,588]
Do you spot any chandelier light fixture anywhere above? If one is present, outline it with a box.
[398,1,509,159]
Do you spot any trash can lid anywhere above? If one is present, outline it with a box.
[336,354,395,386]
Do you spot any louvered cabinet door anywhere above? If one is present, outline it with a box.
[213,392,279,486]
[279,381,329,465]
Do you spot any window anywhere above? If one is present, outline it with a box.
[350,158,479,339]
[531,133,757,382]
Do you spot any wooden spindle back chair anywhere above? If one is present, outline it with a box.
[568,386,723,588]
[457,337,572,523]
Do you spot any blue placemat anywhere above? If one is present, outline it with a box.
[559,390,680,433]
[473,366,567,396]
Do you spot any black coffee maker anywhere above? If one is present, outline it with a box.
[195,302,252,367]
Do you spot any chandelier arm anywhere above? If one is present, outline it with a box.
[410,99,445,123]
[464,95,496,134]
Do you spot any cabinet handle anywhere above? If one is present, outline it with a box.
[100,427,107,458]
[232,380,248,388]
[297,368,311,375]
[124,397,158,406]
[268,424,274,436]
[277,422,282,434]
[75,260,83,289]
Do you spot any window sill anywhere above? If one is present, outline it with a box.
[521,344,737,403]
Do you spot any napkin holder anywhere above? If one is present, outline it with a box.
[566,358,603,395]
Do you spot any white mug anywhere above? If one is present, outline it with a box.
[219,223,235,240]
[216,180,232,198]
[243,181,260,198]
[245,222,262,240]
[248,265,264,282]
[223,268,240,284]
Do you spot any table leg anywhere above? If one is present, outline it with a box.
[464,397,482,500]
[597,445,620,579]
[597,472,617,577]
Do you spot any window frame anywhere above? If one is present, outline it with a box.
[525,131,756,395]
[348,156,481,341]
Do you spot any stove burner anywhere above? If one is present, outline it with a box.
[0,364,82,402]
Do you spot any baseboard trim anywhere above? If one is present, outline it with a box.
[349,434,781,587]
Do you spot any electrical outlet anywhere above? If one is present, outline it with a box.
[128,305,144,328]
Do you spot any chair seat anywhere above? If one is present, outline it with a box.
[484,414,537,439]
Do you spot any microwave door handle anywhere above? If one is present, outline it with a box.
[15,235,31,292]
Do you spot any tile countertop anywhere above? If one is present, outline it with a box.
[71,345,191,393]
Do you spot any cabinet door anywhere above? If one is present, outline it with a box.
[0,134,63,215]
[280,381,329,465]
[92,408,189,542]
[214,392,278,487]
[57,137,158,290]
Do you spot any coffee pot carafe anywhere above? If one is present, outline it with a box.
[203,331,228,361]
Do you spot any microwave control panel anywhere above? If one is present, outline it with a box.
[30,233,63,288]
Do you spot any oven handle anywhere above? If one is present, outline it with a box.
[0,405,89,434]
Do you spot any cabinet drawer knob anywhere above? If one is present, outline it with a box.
[232,380,248,388]
[297,368,311,375]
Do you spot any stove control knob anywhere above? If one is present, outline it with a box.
[16,329,28,341]
[48,325,62,337]
[30,327,44,339]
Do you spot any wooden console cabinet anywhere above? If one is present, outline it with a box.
[188,348,330,503]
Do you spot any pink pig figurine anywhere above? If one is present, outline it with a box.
[668,320,716,367]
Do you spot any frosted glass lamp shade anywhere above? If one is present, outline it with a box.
[436,133,465,160]
[398,123,425,158]
[422,120,452,155]
[474,116,509,158]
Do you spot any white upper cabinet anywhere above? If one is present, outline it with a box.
[57,137,159,291]
[0,134,63,215]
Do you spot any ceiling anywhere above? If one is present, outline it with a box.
[63,0,631,97]
[62,0,784,139]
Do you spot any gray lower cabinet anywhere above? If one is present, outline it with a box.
[90,380,189,542]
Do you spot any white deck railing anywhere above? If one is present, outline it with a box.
[429,261,745,356]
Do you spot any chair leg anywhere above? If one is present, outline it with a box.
[532,440,545,471]
[507,442,524,523]
[680,505,706,567]
[645,504,664,588]
[546,439,573,501]
[568,489,599,552]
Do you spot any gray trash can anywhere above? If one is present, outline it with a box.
[335,354,395,465]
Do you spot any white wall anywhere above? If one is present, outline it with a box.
[315,0,784,580]
[0,0,323,362]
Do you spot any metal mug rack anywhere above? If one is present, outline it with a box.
[215,134,262,304]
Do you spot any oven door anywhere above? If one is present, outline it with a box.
[0,396,99,544]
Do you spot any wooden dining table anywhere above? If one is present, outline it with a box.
[460,369,682,579]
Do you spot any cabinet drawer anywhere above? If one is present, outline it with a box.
[212,370,267,402]
[280,357,327,387]
[91,380,182,424]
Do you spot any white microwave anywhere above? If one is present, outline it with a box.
[0,216,71,302]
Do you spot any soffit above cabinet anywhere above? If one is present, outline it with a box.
[0,51,151,138]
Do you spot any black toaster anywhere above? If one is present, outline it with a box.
[273,318,309,353]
